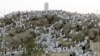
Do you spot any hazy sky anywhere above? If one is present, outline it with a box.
[0,0,100,16]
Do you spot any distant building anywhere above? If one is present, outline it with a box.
[44,2,49,11]
[47,52,70,56]
[90,40,100,56]
[41,52,70,56]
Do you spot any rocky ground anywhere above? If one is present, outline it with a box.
[0,10,100,56]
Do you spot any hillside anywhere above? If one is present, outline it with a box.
[0,10,100,56]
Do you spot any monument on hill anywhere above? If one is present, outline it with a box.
[44,2,49,11]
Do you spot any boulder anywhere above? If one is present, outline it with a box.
[15,27,25,33]
[54,23,63,30]
[47,15,59,24]
[3,18,13,25]
[63,24,71,35]
[88,28,99,40]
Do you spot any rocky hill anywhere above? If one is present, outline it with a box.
[0,10,100,56]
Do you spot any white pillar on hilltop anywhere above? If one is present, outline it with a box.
[44,2,49,11]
